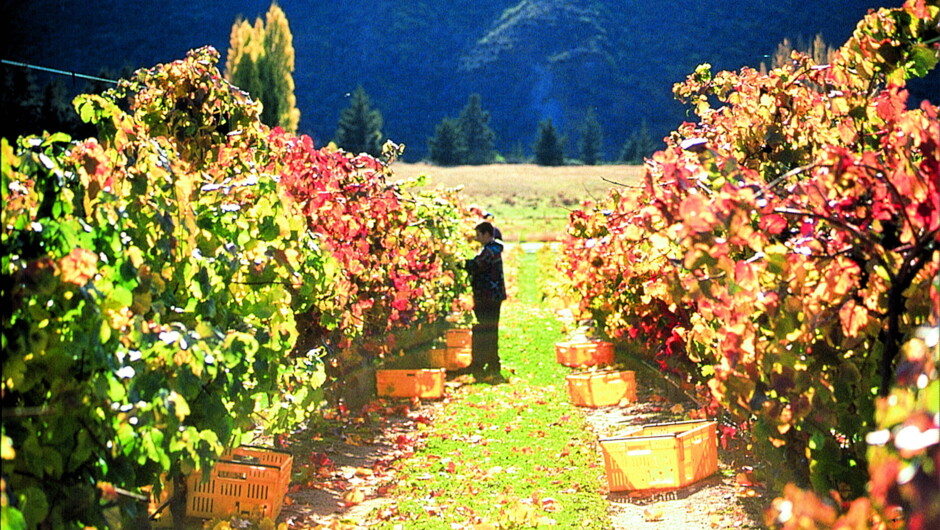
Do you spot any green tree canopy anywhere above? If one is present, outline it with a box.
[428,117,463,166]
[534,118,565,166]
[457,93,496,165]
[335,85,385,157]
[224,2,300,132]
[578,108,604,165]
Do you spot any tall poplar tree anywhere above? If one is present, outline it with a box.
[578,108,604,165]
[225,2,300,132]
[457,93,496,165]
[335,85,384,157]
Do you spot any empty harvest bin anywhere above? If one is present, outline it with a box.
[376,368,446,399]
[566,370,636,407]
[152,445,293,523]
[599,420,717,492]
[445,329,472,348]
[555,340,614,367]
[429,347,472,371]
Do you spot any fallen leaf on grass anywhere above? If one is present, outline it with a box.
[342,487,365,507]
[484,465,503,478]
[540,497,562,512]
[643,505,664,522]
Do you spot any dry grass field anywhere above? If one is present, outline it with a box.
[390,163,645,241]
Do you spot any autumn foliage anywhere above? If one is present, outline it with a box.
[560,1,938,527]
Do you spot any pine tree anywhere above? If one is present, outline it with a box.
[534,119,565,166]
[620,119,656,164]
[0,65,40,142]
[457,93,496,165]
[578,108,604,165]
[224,2,300,132]
[335,85,384,157]
[428,117,463,166]
[507,141,528,164]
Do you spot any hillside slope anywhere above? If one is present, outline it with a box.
[4,0,931,161]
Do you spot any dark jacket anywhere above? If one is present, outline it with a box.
[464,240,506,302]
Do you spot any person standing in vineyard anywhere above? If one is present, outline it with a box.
[463,221,507,382]
[483,211,503,241]
[469,205,503,241]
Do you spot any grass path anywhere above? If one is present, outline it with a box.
[275,246,765,529]
[367,248,611,529]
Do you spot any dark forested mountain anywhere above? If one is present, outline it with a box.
[3,0,934,161]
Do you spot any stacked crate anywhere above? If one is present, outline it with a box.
[555,338,635,407]
[428,329,473,372]
[151,445,293,525]
[554,337,717,492]
[375,328,472,400]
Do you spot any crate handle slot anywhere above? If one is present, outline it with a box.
[217,459,283,470]
[217,470,248,481]
[239,445,293,456]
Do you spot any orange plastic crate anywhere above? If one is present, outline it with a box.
[565,370,636,407]
[376,369,445,398]
[599,420,717,492]
[152,446,292,524]
[445,329,472,349]
[429,347,472,371]
[555,340,614,367]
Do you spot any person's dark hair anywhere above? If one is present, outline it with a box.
[475,221,494,236]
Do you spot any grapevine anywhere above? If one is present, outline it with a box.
[560,1,938,525]
[0,46,470,527]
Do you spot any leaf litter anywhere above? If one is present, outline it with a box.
[272,301,766,529]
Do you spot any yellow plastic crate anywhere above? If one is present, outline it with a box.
[445,329,472,349]
[565,370,636,407]
[429,347,472,371]
[376,368,446,399]
[151,445,292,524]
[555,340,614,367]
[599,420,717,492]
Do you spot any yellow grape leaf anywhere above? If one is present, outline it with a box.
[649,233,670,251]
[624,223,643,240]
[167,392,191,421]
[1,435,15,460]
